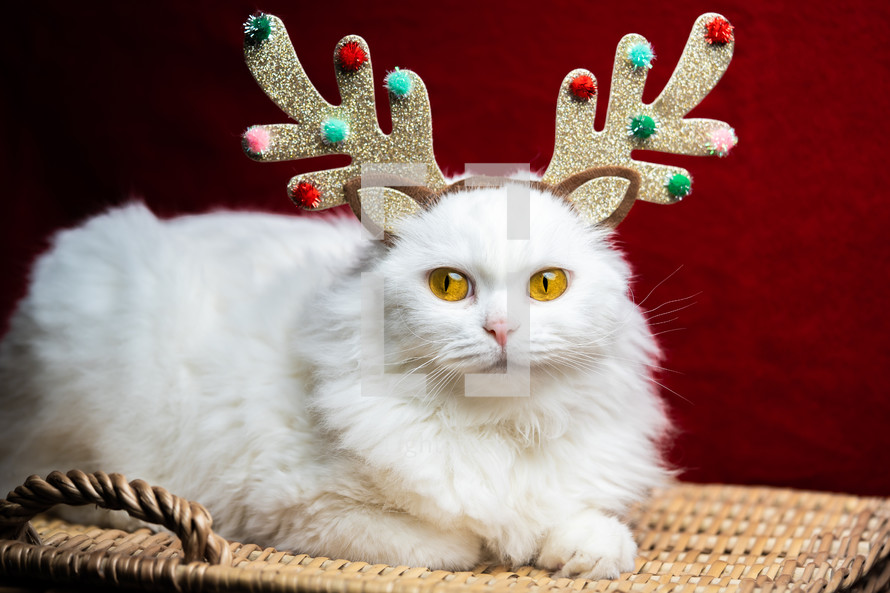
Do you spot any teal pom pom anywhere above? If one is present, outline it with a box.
[666,173,692,198]
[629,114,657,139]
[321,118,350,144]
[627,41,654,69]
[384,68,413,98]
[244,14,272,44]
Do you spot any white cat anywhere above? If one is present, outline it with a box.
[0,183,670,579]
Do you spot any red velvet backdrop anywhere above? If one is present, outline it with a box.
[3,1,889,495]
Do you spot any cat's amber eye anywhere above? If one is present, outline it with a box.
[529,268,569,302]
[429,268,470,301]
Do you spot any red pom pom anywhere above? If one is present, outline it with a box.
[292,181,321,209]
[705,16,734,45]
[337,41,367,72]
[569,74,597,101]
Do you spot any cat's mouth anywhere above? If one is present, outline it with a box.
[428,349,511,375]
[463,348,525,375]
[478,358,508,373]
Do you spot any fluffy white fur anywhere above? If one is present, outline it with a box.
[0,185,669,579]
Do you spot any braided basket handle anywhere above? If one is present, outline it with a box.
[0,469,232,565]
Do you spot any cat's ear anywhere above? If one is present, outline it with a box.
[551,166,641,228]
[343,176,436,241]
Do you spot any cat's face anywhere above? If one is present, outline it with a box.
[376,185,633,379]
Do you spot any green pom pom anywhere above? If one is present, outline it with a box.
[627,42,654,69]
[629,114,657,139]
[244,14,272,44]
[321,118,350,144]
[666,173,691,198]
[384,68,413,98]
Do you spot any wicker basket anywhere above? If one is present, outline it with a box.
[1,471,888,592]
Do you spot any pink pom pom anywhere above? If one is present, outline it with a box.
[708,127,737,157]
[243,126,271,154]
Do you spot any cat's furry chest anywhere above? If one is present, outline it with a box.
[327,412,570,562]
[312,376,602,529]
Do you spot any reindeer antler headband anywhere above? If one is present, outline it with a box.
[241,13,736,232]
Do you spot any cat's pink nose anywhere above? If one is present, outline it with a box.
[484,319,513,348]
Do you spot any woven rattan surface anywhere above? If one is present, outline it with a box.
[1,479,889,593]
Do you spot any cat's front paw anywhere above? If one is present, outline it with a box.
[538,511,637,580]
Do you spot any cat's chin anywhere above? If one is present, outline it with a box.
[441,349,515,375]
[470,358,508,374]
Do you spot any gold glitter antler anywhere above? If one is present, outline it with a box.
[241,14,446,214]
[542,13,737,226]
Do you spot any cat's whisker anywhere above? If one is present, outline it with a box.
[421,366,460,404]
[551,349,641,376]
[559,350,691,404]
[633,265,684,308]
[382,340,437,356]
[644,299,699,321]
[542,352,610,376]
[607,356,680,375]
[388,363,435,395]
[397,351,442,369]
[534,361,563,383]
[646,316,680,327]
[559,309,645,349]
[388,352,453,394]
[646,377,694,405]
[556,327,625,348]
[551,353,690,405]
[651,327,687,338]
[554,347,682,376]
[382,351,433,366]
[427,371,457,401]
[558,305,675,351]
